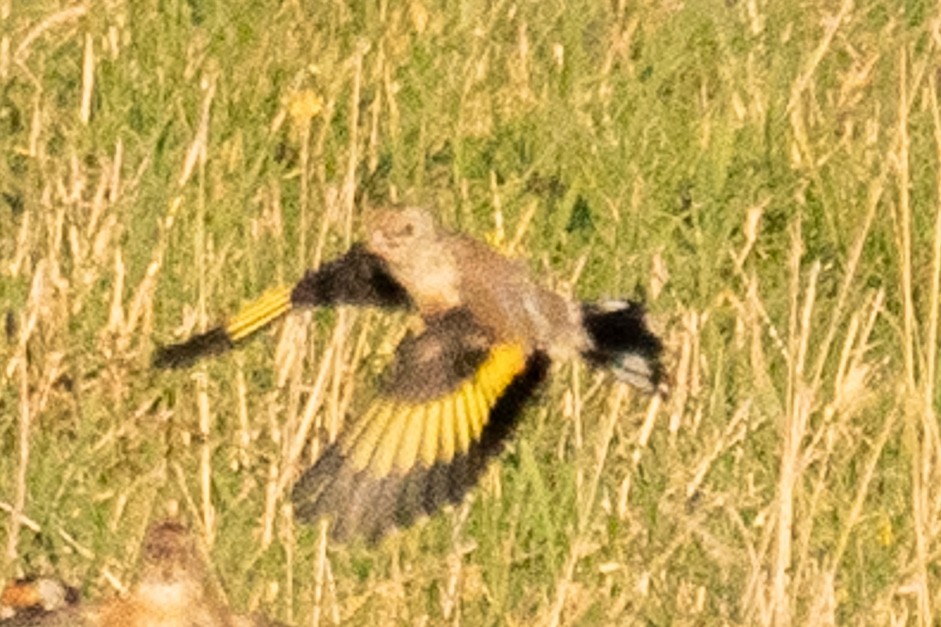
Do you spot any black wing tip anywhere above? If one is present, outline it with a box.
[290,444,396,544]
[152,326,234,369]
[291,351,551,543]
[292,447,480,544]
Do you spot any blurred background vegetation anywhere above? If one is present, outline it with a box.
[1,0,940,624]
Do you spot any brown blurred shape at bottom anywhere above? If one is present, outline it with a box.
[1,577,79,622]
[0,521,288,627]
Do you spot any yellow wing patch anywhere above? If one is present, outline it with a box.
[341,343,527,476]
[419,402,443,467]
[224,284,293,341]
[393,406,426,473]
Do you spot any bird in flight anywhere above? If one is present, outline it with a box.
[154,207,665,542]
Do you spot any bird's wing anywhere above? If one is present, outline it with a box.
[153,244,410,369]
[291,308,549,542]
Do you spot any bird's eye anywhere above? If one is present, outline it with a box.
[399,224,415,237]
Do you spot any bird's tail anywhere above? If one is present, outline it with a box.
[580,300,665,394]
[152,285,293,369]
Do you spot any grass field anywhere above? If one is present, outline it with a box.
[2,0,940,624]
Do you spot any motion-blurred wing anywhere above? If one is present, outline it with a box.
[291,308,549,542]
[153,244,410,369]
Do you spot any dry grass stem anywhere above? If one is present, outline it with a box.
[2,2,938,624]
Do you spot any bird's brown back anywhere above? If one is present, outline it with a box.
[366,207,586,356]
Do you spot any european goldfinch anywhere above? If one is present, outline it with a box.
[155,207,665,541]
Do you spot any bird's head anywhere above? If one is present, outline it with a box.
[364,206,461,313]
[365,206,439,267]
[134,520,209,609]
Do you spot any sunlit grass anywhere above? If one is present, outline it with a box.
[1,0,939,625]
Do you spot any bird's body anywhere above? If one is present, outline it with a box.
[367,207,586,357]
[154,207,665,541]
[95,521,233,627]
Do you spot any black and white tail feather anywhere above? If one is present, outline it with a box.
[580,300,666,395]
[153,239,666,543]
